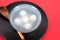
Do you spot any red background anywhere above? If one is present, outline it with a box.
[0,35,5,40]
[0,0,60,40]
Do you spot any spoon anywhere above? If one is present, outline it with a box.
[0,6,25,40]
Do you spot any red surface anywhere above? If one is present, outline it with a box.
[0,35,5,40]
[0,0,60,40]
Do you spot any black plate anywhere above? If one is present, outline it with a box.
[0,1,48,40]
[0,14,21,40]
